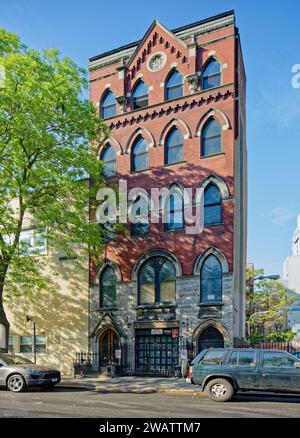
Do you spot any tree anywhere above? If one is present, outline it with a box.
[246,268,297,342]
[0,28,109,350]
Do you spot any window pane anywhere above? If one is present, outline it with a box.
[132,137,149,171]
[201,119,222,156]
[132,81,148,109]
[165,128,184,164]
[20,336,32,353]
[166,192,183,230]
[238,351,255,366]
[166,85,183,101]
[131,222,149,236]
[36,336,46,354]
[101,91,116,119]
[159,261,176,302]
[101,266,116,307]
[200,255,222,303]
[263,352,296,368]
[202,59,221,90]
[200,350,224,365]
[205,185,221,205]
[139,263,155,304]
[102,145,116,178]
[204,205,222,225]
[227,351,238,365]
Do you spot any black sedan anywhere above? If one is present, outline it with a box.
[0,354,61,392]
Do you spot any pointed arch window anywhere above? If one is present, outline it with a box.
[202,59,221,90]
[165,190,184,231]
[100,90,116,119]
[132,80,149,109]
[100,266,117,308]
[200,255,222,303]
[204,184,222,225]
[165,127,184,164]
[101,144,116,178]
[201,118,222,157]
[131,136,149,172]
[165,69,183,101]
[138,257,176,305]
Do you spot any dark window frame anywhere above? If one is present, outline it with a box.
[164,127,184,165]
[101,144,117,178]
[204,184,222,226]
[138,257,176,306]
[201,118,222,157]
[165,69,184,101]
[132,80,149,110]
[200,255,223,304]
[164,190,184,232]
[100,266,117,309]
[131,136,149,172]
[100,90,117,119]
[202,58,222,91]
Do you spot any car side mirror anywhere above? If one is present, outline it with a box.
[294,362,300,368]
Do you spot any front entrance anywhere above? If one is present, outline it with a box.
[198,326,224,352]
[135,329,179,376]
[99,329,119,368]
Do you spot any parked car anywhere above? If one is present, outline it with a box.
[188,348,300,402]
[0,354,61,393]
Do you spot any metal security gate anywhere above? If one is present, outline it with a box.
[135,329,179,376]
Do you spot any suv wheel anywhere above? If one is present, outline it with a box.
[7,374,26,393]
[206,378,234,402]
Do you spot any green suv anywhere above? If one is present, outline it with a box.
[189,348,300,402]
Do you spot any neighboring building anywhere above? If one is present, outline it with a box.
[283,214,300,339]
[88,10,247,375]
[4,206,90,375]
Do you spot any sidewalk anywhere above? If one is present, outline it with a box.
[59,375,203,395]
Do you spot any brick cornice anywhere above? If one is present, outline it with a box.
[108,84,234,131]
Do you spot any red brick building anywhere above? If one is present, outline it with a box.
[89,10,247,375]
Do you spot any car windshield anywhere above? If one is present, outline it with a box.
[0,355,34,365]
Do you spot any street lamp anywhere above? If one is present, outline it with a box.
[26,316,36,364]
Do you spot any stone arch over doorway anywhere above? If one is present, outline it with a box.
[193,320,230,353]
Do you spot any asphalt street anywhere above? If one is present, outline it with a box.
[0,387,300,418]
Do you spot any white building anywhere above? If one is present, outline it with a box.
[283,214,300,339]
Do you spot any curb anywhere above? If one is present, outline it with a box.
[58,383,96,390]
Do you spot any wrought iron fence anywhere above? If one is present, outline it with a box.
[251,340,300,358]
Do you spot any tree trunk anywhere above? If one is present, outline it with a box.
[0,282,10,353]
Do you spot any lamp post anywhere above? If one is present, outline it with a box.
[26,316,36,364]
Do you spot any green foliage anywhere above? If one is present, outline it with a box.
[246,268,297,338]
[0,28,109,305]
[266,331,296,342]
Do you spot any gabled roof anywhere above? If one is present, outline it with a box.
[89,10,235,63]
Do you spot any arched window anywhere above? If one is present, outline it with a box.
[201,118,222,157]
[165,190,184,231]
[165,127,184,164]
[130,195,149,236]
[165,69,183,101]
[101,144,116,178]
[100,266,117,308]
[204,184,222,225]
[132,80,149,109]
[202,59,221,90]
[100,90,116,119]
[200,255,222,303]
[131,136,149,172]
[138,257,176,305]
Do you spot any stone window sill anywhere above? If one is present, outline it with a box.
[98,307,118,312]
[199,302,224,307]
[136,303,177,310]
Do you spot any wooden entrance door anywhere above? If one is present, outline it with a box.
[99,330,119,367]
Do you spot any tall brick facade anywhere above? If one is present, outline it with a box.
[89,10,247,375]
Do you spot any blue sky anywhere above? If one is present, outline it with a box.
[1,0,300,276]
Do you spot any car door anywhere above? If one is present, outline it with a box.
[222,350,259,389]
[0,358,7,386]
[259,351,300,392]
